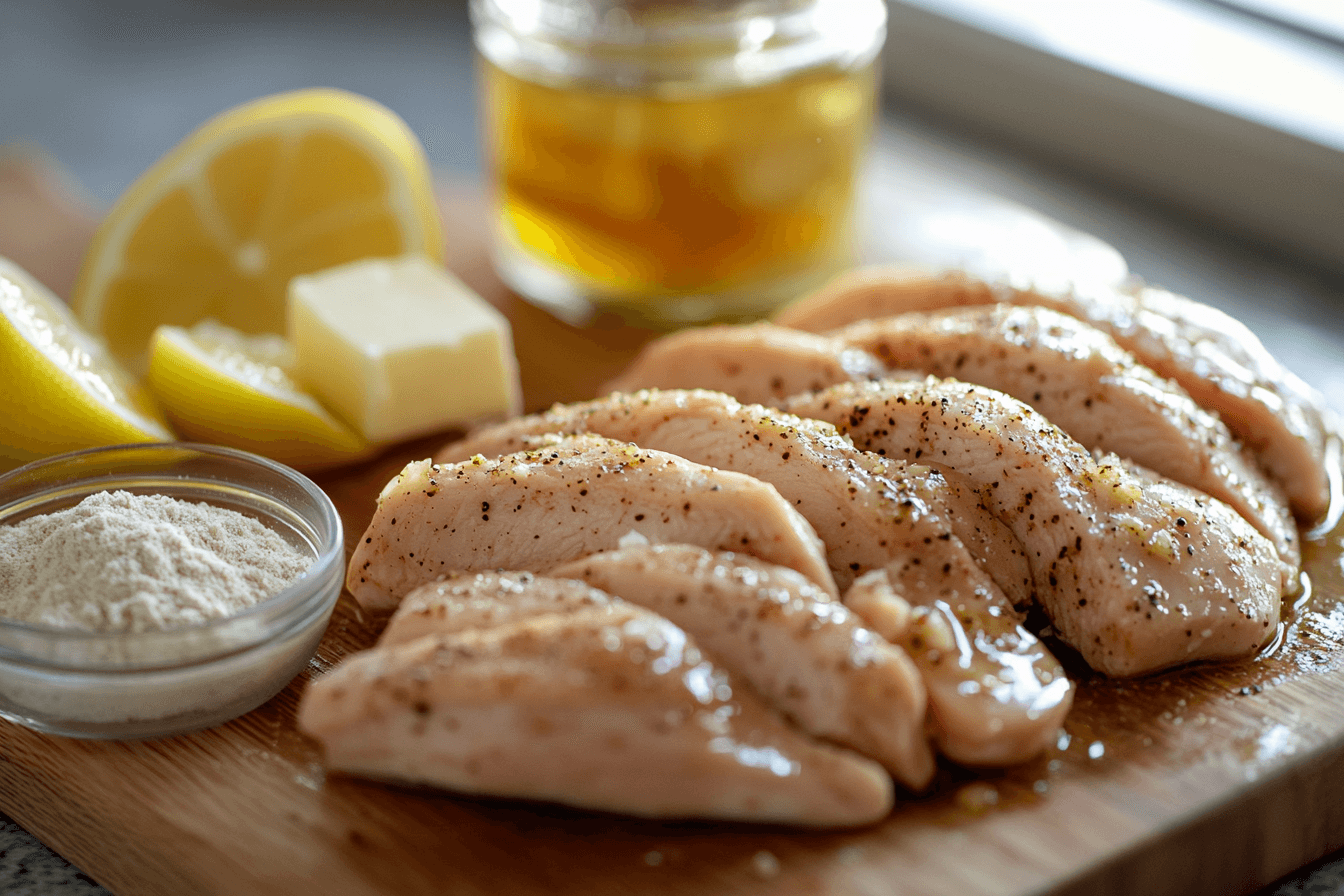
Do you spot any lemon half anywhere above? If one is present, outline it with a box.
[72,88,444,369]
[0,257,173,470]
[147,321,372,472]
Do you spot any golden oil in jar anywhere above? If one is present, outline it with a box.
[472,0,886,326]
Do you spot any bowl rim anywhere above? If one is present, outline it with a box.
[0,442,345,668]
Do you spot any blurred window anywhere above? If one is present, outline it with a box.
[882,0,1344,270]
[1209,0,1344,46]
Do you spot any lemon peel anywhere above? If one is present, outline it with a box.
[0,257,173,470]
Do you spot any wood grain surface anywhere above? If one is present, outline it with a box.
[2,173,1343,896]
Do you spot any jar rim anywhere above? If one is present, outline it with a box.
[472,0,887,90]
[474,0,885,42]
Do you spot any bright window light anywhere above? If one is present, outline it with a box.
[903,0,1344,151]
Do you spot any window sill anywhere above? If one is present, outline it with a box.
[882,0,1344,274]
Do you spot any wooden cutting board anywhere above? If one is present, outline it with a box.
[2,176,1344,896]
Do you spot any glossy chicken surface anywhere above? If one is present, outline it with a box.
[438,389,1024,600]
[299,263,1330,828]
[832,305,1298,571]
[550,545,936,789]
[788,379,1286,677]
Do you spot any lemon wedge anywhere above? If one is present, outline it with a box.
[0,256,173,471]
[146,321,372,472]
[72,88,444,368]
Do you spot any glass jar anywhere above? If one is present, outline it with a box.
[471,0,887,326]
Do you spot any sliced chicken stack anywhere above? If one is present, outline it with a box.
[439,389,1071,767]
[300,264,1333,829]
[320,436,938,825]
[550,546,932,788]
[299,571,895,827]
[775,267,1333,524]
[830,304,1300,571]
[786,379,1284,676]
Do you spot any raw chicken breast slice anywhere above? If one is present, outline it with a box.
[441,390,1070,766]
[604,322,889,405]
[298,597,894,827]
[549,545,935,788]
[843,569,1071,766]
[347,434,836,613]
[775,267,998,333]
[834,304,1299,573]
[775,267,1330,523]
[379,571,617,647]
[787,378,1285,677]
[1068,283,1330,523]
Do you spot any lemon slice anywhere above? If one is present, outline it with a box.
[146,321,372,471]
[0,256,173,470]
[72,88,444,368]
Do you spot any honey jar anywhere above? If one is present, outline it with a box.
[471,0,887,326]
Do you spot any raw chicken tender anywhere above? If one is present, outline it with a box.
[605,322,889,405]
[439,390,1028,603]
[844,568,1071,766]
[347,434,836,612]
[379,570,617,647]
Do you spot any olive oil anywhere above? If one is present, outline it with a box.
[472,0,887,325]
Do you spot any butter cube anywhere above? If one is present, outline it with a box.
[288,256,522,443]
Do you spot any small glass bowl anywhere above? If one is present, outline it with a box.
[0,443,344,739]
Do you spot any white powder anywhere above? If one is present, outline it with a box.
[0,490,312,633]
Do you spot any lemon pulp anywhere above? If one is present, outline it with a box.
[147,320,372,472]
[72,88,444,369]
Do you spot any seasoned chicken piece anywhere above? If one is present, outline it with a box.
[549,545,935,788]
[298,596,894,827]
[1071,283,1330,523]
[441,391,1069,766]
[379,571,616,647]
[788,379,1285,677]
[438,389,1030,605]
[834,305,1299,572]
[929,469,1035,613]
[843,569,1071,766]
[604,322,889,406]
[776,267,1330,522]
[775,267,998,332]
[347,435,836,613]
[834,540,1070,766]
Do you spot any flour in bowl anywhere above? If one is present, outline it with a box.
[0,489,311,632]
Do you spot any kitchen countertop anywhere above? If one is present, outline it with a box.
[0,818,108,896]
[2,1,1343,893]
